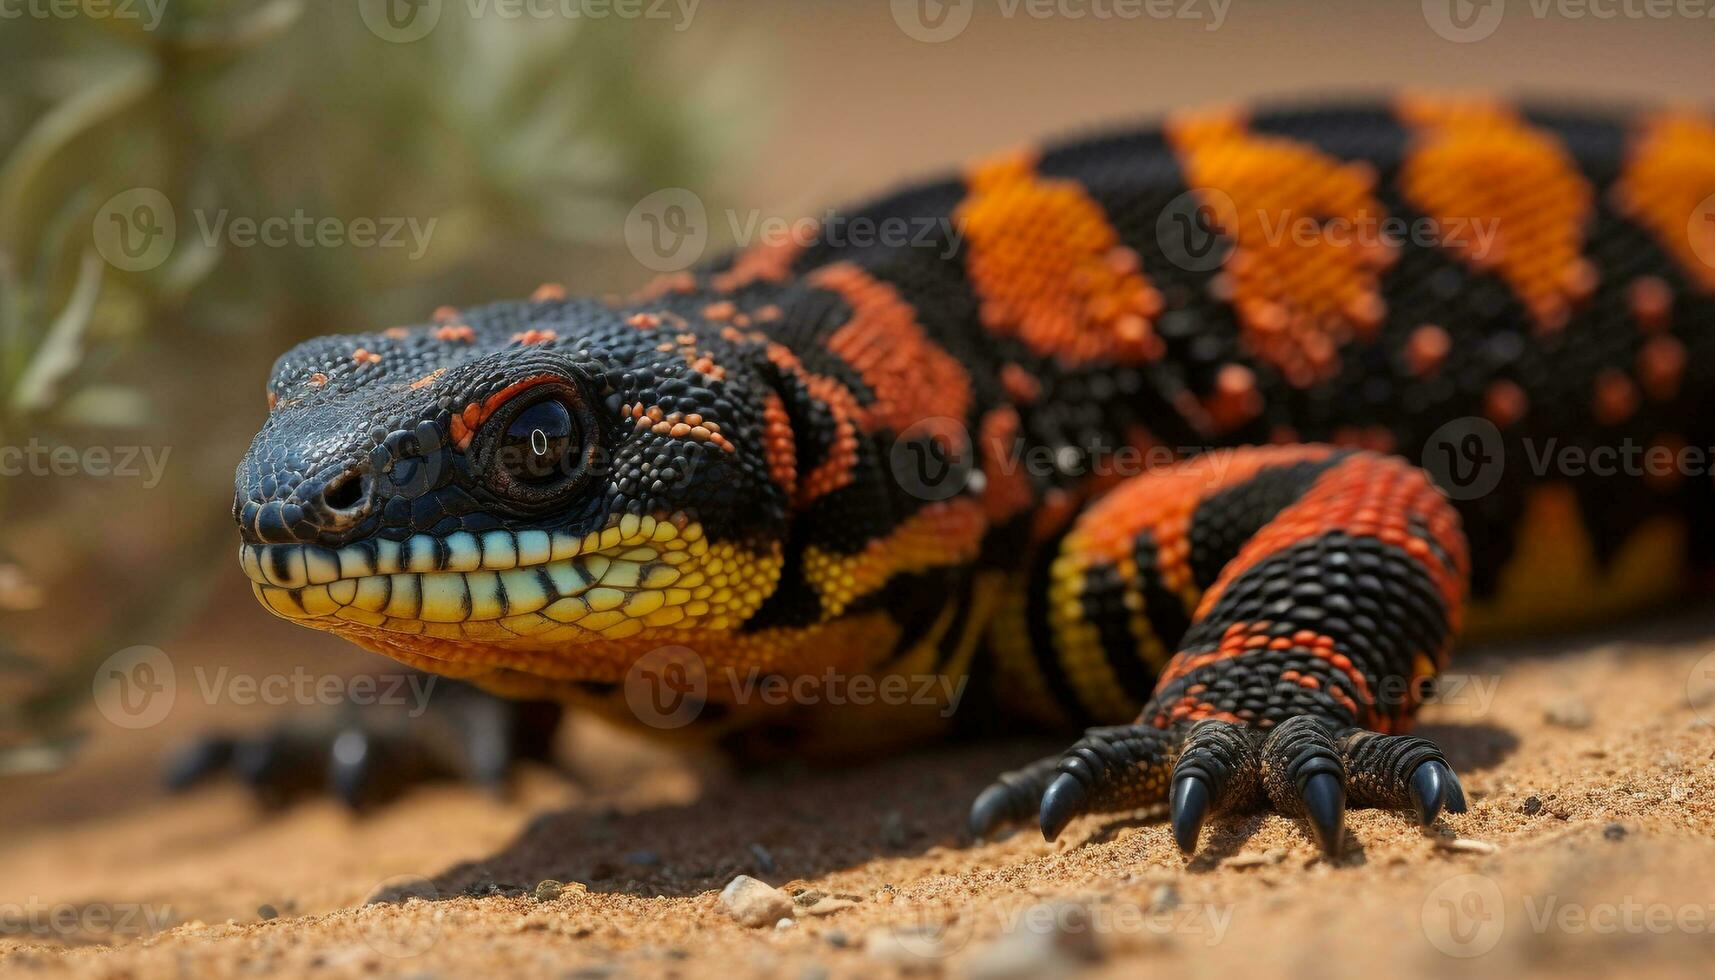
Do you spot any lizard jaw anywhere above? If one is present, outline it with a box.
[239,513,770,645]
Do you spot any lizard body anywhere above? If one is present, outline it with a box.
[233,95,1715,851]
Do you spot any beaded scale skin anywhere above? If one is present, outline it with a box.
[230,95,1715,855]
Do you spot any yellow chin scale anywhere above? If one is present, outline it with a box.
[245,514,783,648]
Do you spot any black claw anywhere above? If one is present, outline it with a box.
[1301,772,1346,858]
[1409,761,1454,826]
[1169,775,1210,854]
[968,783,1013,840]
[1445,768,1469,814]
[163,736,235,791]
[1038,773,1086,842]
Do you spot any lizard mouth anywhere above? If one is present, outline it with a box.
[239,515,712,642]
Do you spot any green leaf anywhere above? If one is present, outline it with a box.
[0,58,158,242]
[11,249,103,416]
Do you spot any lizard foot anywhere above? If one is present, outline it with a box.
[971,715,1465,859]
[162,675,561,809]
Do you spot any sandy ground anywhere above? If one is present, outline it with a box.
[5,585,1715,979]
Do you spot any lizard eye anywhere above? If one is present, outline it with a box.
[502,399,577,484]
[473,383,596,505]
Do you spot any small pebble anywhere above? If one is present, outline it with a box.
[824,929,850,948]
[257,905,278,921]
[1604,823,1628,841]
[1521,796,1543,816]
[720,875,795,928]
[534,880,565,902]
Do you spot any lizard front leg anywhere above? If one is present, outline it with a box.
[971,446,1469,858]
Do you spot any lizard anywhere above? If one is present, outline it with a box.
[219,94,1715,857]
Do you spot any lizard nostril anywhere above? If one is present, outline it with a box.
[319,470,367,514]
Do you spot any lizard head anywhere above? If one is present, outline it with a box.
[234,296,794,691]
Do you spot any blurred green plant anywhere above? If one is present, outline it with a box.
[0,0,761,772]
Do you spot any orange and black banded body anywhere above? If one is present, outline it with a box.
[232,96,1715,853]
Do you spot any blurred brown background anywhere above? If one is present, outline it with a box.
[0,1,1711,973]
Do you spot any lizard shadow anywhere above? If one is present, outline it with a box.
[416,737,1068,901]
[403,603,1715,903]
[409,724,1516,903]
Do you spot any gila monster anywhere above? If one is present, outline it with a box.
[226,95,1715,856]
